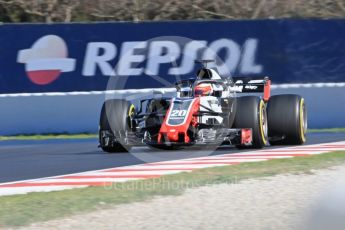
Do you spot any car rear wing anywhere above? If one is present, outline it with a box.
[232,76,271,101]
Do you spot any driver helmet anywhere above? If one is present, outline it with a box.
[194,83,213,96]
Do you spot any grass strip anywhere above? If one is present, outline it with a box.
[1,151,345,227]
[307,127,345,133]
[0,133,97,141]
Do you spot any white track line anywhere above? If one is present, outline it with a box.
[1,82,345,98]
[0,186,87,196]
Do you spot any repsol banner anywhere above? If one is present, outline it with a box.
[1,19,345,93]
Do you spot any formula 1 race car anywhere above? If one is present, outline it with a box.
[99,60,307,153]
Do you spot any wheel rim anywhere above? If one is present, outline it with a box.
[259,101,268,145]
[300,99,307,142]
[128,104,135,118]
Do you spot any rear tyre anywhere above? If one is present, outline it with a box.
[99,99,134,153]
[233,96,268,148]
[267,94,307,145]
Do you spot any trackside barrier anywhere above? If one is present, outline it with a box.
[1,20,345,94]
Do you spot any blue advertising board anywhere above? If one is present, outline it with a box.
[0,19,345,94]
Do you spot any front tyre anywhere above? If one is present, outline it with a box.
[233,96,268,148]
[267,94,307,145]
[99,99,134,153]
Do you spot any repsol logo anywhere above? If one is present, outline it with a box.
[82,38,263,77]
[17,35,263,85]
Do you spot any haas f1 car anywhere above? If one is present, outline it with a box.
[99,60,307,153]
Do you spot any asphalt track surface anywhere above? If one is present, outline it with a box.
[0,132,344,183]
